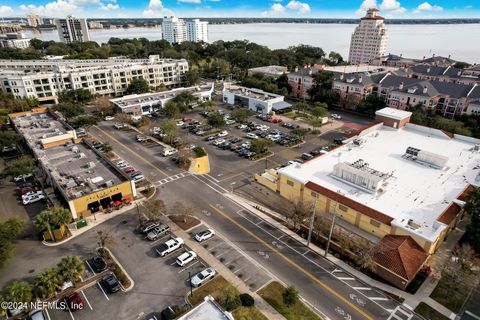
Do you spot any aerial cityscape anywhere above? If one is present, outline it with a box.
[0,1,479,320]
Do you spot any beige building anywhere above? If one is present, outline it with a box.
[348,8,388,65]
[26,14,42,27]
[0,33,31,49]
[56,16,90,43]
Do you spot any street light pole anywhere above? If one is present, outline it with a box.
[306,197,318,247]
[324,201,339,258]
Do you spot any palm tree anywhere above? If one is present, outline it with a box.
[56,256,85,283]
[34,211,54,241]
[7,281,33,303]
[34,267,62,299]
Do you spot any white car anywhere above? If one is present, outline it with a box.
[176,251,197,267]
[330,114,342,120]
[246,133,258,139]
[117,162,129,169]
[259,125,270,131]
[113,122,126,129]
[217,130,228,137]
[104,116,115,121]
[132,174,145,183]
[213,139,225,146]
[194,229,215,242]
[22,190,43,199]
[136,135,147,142]
[237,124,247,130]
[226,120,236,125]
[14,173,33,182]
[176,121,184,126]
[23,193,45,205]
[287,160,302,166]
[190,267,216,287]
[162,148,177,157]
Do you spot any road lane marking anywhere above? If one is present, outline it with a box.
[370,297,389,301]
[97,282,110,301]
[209,204,374,320]
[337,277,356,281]
[353,287,372,291]
[81,290,93,310]
[92,126,169,177]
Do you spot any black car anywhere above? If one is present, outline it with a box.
[229,137,242,143]
[205,136,215,141]
[103,274,121,293]
[91,256,107,273]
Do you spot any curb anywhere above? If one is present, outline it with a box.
[98,246,135,292]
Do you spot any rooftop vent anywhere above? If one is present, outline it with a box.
[332,159,389,193]
[404,146,448,169]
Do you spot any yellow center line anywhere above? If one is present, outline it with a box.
[209,204,374,320]
[92,125,169,178]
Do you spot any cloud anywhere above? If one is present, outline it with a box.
[143,0,174,17]
[100,3,119,10]
[18,0,80,16]
[357,0,405,15]
[177,0,201,3]
[0,5,14,15]
[286,0,310,14]
[356,0,377,15]
[271,3,286,13]
[415,2,443,12]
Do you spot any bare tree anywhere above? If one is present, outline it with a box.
[452,243,478,270]
[286,200,311,230]
[96,229,115,249]
[143,199,166,222]
[356,242,377,272]
[170,201,194,217]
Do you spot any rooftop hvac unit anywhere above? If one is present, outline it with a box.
[405,146,448,168]
[407,219,422,230]
[475,144,480,151]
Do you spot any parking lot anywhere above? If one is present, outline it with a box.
[189,223,272,292]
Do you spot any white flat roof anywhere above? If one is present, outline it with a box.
[177,296,233,320]
[375,107,412,121]
[278,123,480,242]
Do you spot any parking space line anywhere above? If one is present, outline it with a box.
[170,261,178,266]
[67,306,75,320]
[178,260,199,273]
[233,267,243,274]
[97,282,110,301]
[214,251,228,259]
[255,220,263,226]
[81,290,93,310]
[206,241,223,252]
[302,249,310,256]
[85,260,94,274]
[44,309,51,320]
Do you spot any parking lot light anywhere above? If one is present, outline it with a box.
[188,271,193,297]
[230,182,236,193]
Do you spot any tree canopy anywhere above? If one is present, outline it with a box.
[126,78,150,94]
[0,218,24,269]
[207,111,226,128]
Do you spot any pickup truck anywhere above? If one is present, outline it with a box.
[155,237,184,257]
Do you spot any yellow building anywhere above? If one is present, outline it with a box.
[10,109,136,219]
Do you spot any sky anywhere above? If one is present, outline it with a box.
[0,0,478,19]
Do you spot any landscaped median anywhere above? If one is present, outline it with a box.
[414,302,449,320]
[187,275,268,320]
[97,247,134,291]
[258,281,323,320]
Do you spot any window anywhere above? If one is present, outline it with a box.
[338,204,348,212]
[370,219,381,228]
[311,191,318,198]
[286,180,294,187]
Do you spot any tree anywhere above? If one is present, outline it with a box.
[184,69,200,85]
[357,243,377,272]
[207,111,226,128]
[69,115,99,128]
[100,142,113,154]
[250,138,273,154]
[91,96,114,116]
[143,199,166,222]
[1,155,35,179]
[34,267,62,298]
[293,102,309,114]
[173,90,197,113]
[54,102,85,120]
[0,218,24,268]
[96,229,115,249]
[239,293,255,307]
[218,284,241,311]
[7,281,33,303]
[56,255,85,283]
[282,286,299,306]
[311,102,328,119]
[34,208,72,239]
[59,89,93,105]
[0,131,21,150]
[453,61,471,69]
[164,101,179,119]
[286,200,311,229]
[199,99,215,111]
[356,95,386,117]
[452,243,477,270]
[327,51,344,65]
[126,78,150,94]
[464,188,480,252]
[159,120,177,144]
[231,108,254,124]
[290,128,309,142]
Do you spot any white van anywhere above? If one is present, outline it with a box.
[175,251,197,266]
[162,148,177,157]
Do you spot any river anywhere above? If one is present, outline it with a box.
[24,23,480,63]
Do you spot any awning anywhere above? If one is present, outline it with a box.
[88,201,100,213]
[272,101,292,111]
[99,197,111,208]
[111,193,122,202]
[113,201,122,206]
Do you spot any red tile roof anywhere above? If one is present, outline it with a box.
[373,235,428,281]
[305,181,393,225]
[436,203,462,225]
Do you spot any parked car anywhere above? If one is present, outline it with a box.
[132,174,145,183]
[237,124,247,130]
[19,186,40,195]
[156,237,184,257]
[226,120,236,125]
[113,122,126,129]
[176,251,197,267]
[104,116,115,121]
[146,224,170,241]
[162,148,177,157]
[103,274,121,293]
[23,193,45,205]
[22,190,43,200]
[217,130,228,137]
[302,153,314,160]
[204,136,216,142]
[64,292,84,311]
[136,135,147,142]
[229,137,242,143]
[176,121,184,126]
[123,166,135,174]
[330,113,342,120]
[14,173,33,182]
[28,309,46,320]
[194,229,215,242]
[190,267,216,287]
[141,221,160,234]
[246,133,258,139]
[287,160,302,166]
[213,139,226,146]
[90,256,107,273]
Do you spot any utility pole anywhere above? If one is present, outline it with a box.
[306,197,317,247]
[324,201,339,258]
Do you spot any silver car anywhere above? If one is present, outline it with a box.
[146,224,170,241]
[190,267,216,287]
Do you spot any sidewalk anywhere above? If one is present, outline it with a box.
[225,192,463,319]
[167,220,286,320]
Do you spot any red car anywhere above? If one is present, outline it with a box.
[123,166,135,174]
[182,117,193,122]
[271,118,282,123]
[65,292,84,311]
[19,187,40,195]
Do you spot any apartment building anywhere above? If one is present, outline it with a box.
[0,55,189,104]
[406,64,480,86]
[255,108,478,288]
[248,65,288,78]
[333,71,480,118]
[0,33,31,49]
[186,19,208,43]
[88,21,103,29]
[162,16,209,44]
[55,16,90,43]
[26,14,42,27]
[9,108,136,219]
[348,8,388,65]
[372,54,457,68]
[0,24,22,34]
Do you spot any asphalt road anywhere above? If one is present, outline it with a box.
[88,121,421,320]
